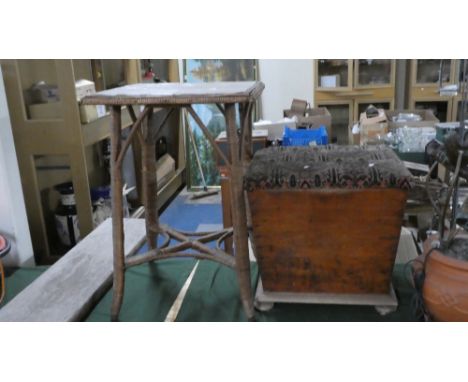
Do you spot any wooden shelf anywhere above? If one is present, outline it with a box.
[408,59,461,122]
[0,61,130,262]
[0,59,186,264]
[82,107,133,147]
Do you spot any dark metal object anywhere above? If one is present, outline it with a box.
[458,59,468,147]
[186,111,216,199]
[424,60,468,243]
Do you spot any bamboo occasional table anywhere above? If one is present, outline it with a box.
[82,81,264,321]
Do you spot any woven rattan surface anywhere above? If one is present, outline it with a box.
[81,81,265,105]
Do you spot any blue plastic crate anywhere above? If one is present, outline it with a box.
[282,126,328,146]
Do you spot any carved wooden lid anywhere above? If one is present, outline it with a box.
[245,145,413,191]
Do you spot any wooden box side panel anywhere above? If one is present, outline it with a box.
[248,188,407,294]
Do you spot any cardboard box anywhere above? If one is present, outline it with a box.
[284,107,332,135]
[253,119,296,141]
[290,99,308,115]
[215,129,268,166]
[320,75,340,88]
[28,102,62,119]
[79,104,106,124]
[156,153,176,189]
[75,79,96,101]
[359,109,388,145]
[385,109,439,131]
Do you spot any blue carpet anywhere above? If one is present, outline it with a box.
[137,191,223,254]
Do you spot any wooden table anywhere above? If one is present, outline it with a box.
[82,81,264,321]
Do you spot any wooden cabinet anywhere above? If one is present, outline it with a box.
[0,59,138,263]
[453,98,468,122]
[408,59,459,122]
[314,59,396,144]
[0,59,185,264]
[354,59,394,88]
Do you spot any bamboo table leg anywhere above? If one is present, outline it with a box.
[110,105,125,321]
[142,107,159,249]
[219,168,233,254]
[225,103,254,320]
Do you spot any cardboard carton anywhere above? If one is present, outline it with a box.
[75,79,96,101]
[359,108,388,145]
[385,109,439,131]
[253,119,296,141]
[79,104,106,124]
[215,129,268,166]
[283,107,332,136]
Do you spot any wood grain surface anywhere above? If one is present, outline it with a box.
[248,188,407,294]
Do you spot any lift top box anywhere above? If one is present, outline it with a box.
[246,145,412,295]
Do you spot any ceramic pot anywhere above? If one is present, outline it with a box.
[423,249,468,321]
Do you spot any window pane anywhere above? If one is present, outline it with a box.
[184,59,256,188]
[318,59,348,88]
[357,59,392,86]
[416,59,451,84]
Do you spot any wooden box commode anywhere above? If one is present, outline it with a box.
[245,145,412,312]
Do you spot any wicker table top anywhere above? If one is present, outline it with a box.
[81,81,265,106]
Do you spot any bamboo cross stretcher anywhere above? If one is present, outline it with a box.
[82,81,264,321]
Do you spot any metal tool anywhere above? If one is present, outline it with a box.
[186,118,219,200]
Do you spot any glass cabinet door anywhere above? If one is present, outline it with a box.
[456,100,468,122]
[415,59,452,85]
[317,60,350,89]
[355,60,392,87]
[457,59,468,82]
[415,100,449,122]
[318,103,351,144]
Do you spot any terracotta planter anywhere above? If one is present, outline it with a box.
[423,249,468,322]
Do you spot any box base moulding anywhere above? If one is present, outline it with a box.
[254,278,398,316]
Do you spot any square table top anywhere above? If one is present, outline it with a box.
[81,81,264,106]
